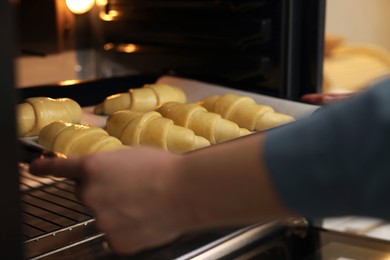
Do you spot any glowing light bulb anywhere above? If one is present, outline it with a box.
[96,0,107,6]
[66,0,95,14]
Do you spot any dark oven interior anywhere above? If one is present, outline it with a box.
[18,0,325,99]
[87,0,325,100]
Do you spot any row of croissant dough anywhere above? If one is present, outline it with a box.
[17,83,295,156]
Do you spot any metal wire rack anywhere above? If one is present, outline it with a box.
[19,163,104,259]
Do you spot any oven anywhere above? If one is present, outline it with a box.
[3,0,390,259]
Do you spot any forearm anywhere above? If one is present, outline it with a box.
[264,77,390,219]
[174,133,291,232]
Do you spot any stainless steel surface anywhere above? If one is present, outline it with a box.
[177,217,336,260]
[180,221,288,260]
[285,217,310,238]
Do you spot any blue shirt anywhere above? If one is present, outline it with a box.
[264,77,390,220]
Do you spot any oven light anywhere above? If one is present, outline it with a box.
[58,79,81,86]
[99,11,120,21]
[104,43,114,51]
[103,43,138,53]
[117,44,137,53]
[96,0,107,6]
[66,0,95,14]
[99,12,114,21]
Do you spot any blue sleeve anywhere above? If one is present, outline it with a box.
[264,77,390,220]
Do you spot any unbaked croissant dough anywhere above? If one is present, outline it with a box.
[106,110,210,153]
[200,93,295,131]
[17,97,82,137]
[157,102,251,144]
[39,121,123,156]
[94,83,186,115]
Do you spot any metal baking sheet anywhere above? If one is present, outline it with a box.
[20,75,319,149]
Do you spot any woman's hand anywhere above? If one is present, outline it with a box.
[30,147,187,254]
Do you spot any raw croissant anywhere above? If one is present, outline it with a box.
[157,102,251,144]
[106,110,210,153]
[17,97,82,137]
[200,93,295,131]
[39,121,123,156]
[94,83,186,115]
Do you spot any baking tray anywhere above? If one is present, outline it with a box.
[19,75,319,149]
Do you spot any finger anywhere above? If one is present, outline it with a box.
[29,157,84,180]
[301,93,324,105]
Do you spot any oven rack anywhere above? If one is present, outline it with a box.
[19,163,104,259]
